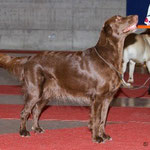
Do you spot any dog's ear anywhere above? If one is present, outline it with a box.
[98,23,112,46]
[103,23,112,35]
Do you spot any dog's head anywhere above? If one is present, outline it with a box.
[104,15,138,36]
[99,15,138,45]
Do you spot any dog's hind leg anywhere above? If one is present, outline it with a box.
[122,60,128,80]
[122,54,131,84]
[146,61,150,73]
[19,67,43,137]
[31,77,60,133]
[128,60,136,83]
[20,93,41,137]
[31,99,49,133]
[122,60,131,86]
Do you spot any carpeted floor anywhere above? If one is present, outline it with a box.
[1,124,150,150]
[0,106,150,149]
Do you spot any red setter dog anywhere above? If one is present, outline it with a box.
[0,15,138,143]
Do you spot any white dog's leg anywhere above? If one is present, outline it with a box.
[122,60,132,87]
[122,59,129,79]
[122,61,127,78]
[146,61,150,73]
[146,61,150,95]
[128,60,136,83]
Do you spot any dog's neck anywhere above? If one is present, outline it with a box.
[97,30,125,48]
[96,31,126,73]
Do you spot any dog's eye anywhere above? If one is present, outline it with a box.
[115,16,122,22]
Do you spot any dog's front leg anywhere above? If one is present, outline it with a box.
[128,60,136,83]
[91,96,112,143]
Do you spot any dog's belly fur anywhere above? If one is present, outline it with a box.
[42,77,92,105]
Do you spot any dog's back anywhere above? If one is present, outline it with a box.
[122,29,150,83]
[124,33,150,63]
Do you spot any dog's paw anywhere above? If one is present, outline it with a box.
[32,127,45,133]
[92,134,112,143]
[121,78,132,88]
[128,78,134,83]
[20,129,30,137]
[126,82,132,87]
[93,136,104,143]
[102,133,112,141]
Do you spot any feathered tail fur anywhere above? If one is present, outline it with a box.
[0,53,29,81]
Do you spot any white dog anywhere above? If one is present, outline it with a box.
[122,29,150,85]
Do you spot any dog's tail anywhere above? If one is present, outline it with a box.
[0,53,29,81]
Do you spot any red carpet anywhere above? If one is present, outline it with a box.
[0,105,150,149]
[0,85,22,95]
[1,105,150,123]
[0,123,150,150]
[0,73,150,98]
